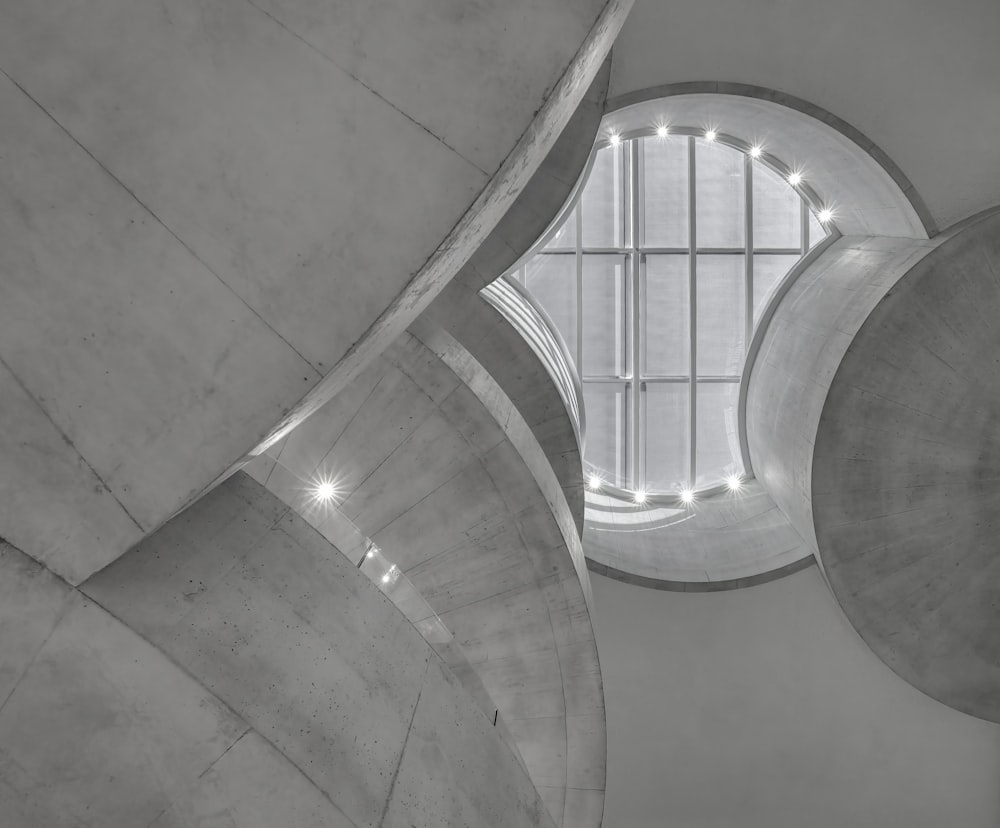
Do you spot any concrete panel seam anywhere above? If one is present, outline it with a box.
[240,0,490,176]
[0,350,145,536]
[0,64,322,377]
[378,659,429,828]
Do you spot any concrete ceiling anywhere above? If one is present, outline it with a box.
[0,0,627,585]
[609,0,1000,232]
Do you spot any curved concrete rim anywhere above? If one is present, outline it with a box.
[605,81,937,238]
[588,554,815,593]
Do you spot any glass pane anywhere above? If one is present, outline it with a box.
[752,162,801,249]
[644,254,689,377]
[583,382,629,487]
[695,141,744,248]
[544,206,577,250]
[808,211,828,249]
[582,255,627,377]
[645,383,688,491]
[752,254,797,326]
[697,255,745,376]
[642,136,688,248]
[581,144,628,248]
[695,382,742,489]
[524,253,577,361]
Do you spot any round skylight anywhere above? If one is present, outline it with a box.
[507,128,828,496]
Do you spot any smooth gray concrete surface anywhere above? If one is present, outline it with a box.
[0,541,353,828]
[593,568,1000,828]
[746,234,947,559]
[410,60,612,538]
[806,210,1000,723]
[584,480,813,586]
[609,0,1000,232]
[247,332,605,828]
[0,0,629,585]
[81,473,556,828]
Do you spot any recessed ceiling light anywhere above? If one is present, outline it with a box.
[749,145,762,158]
[656,125,669,138]
[788,171,803,186]
[680,489,695,504]
[609,132,622,146]
[704,129,717,142]
[726,475,743,492]
[313,481,336,502]
[587,474,603,491]
[818,208,834,223]
[633,489,647,505]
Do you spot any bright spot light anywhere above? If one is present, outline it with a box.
[704,129,717,142]
[381,572,391,584]
[609,132,621,146]
[587,474,603,491]
[726,476,743,492]
[366,545,378,559]
[313,481,336,502]
[680,489,695,504]
[788,171,803,186]
[656,124,669,138]
[633,489,647,505]
[749,145,762,158]
[818,208,834,223]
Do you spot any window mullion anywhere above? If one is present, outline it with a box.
[630,138,642,491]
[687,136,697,491]
[745,154,754,354]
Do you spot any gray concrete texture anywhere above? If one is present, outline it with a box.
[245,331,605,828]
[809,210,1000,723]
[746,233,947,561]
[53,472,555,828]
[0,0,630,586]
[747,208,1000,723]
[410,60,613,540]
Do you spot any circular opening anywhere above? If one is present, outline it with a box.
[506,123,829,499]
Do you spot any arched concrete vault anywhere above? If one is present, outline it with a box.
[0,0,630,585]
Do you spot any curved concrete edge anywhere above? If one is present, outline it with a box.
[605,82,935,238]
[242,331,605,828]
[0,0,629,588]
[237,0,632,467]
[82,474,557,828]
[745,233,951,563]
[410,59,613,540]
[1,476,557,827]
[412,297,585,539]
[407,325,591,608]
[583,479,813,587]
[588,553,815,593]
[808,207,1000,722]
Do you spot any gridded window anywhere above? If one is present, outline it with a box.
[510,133,828,494]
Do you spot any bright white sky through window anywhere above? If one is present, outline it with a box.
[509,132,827,495]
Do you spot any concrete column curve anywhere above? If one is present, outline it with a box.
[747,208,1000,721]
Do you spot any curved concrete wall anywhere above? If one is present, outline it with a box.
[584,480,812,588]
[410,60,613,538]
[809,210,1000,723]
[246,332,604,828]
[746,210,1000,722]
[0,0,630,585]
[746,234,946,559]
[1,474,555,828]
